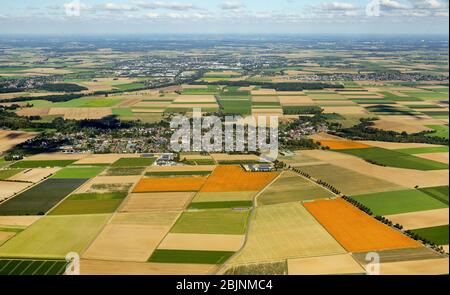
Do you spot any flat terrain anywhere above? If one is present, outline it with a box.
[287,254,365,275]
[133,176,208,192]
[0,214,110,258]
[0,178,87,215]
[230,203,345,265]
[257,171,334,205]
[304,199,421,253]
[170,209,250,235]
[352,189,448,216]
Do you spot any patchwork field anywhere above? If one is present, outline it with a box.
[0,259,68,275]
[229,203,345,265]
[287,254,365,275]
[200,165,278,192]
[352,189,448,216]
[304,199,421,253]
[158,233,245,252]
[170,209,250,235]
[298,163,402,195]
[133,176,208,193]
[0,178,87,215]
[48,192,127,215]
[83,212,180,262]
[0,181,31,202]
[0,214,110,258]
[119,192,194,212]
[386,209,449,230]
[257,171,334,205]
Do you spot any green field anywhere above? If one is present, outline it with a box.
[103,167,145,176]
[401,91,448,100]
[192,191,257,203]
[0,259,67,275]
[145,171,211,177]
[148,249,234,264]
[0,169,23,180]
[48,192,127,215]
[10,160,76,168]
[258,171,334,206]
[170,209,250,235]
[188,201,253,210]
[426,125,449,139]
[51,166,105,179]
[411,225,449,245]
[0,178,87,216]
[352,189,448,216]
[339,147,448,171]
[220,99,252,115]
[52,97,122,108]
[111,157,156,167]
[298,164,401,195]
[0,214,110,258]
[419,186,449,205]
[396,146,449,155]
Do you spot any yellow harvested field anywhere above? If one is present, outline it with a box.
[230,202,345,265]
[16,108,50,117]
[278,96,314,106]
[0,130,37,153]
[276,91,306,96]
[322,106,369,114]
[80,259,218,275]
[49,107,112,120]
[288,254,365,275]
[379,258,449,275]
[134,102,171,108]
[385,208,449,230]
[115,98,142,107]
[372,115,443,134]
[309,132,345,141]
[27,153,87,160]
[74,154,140,165]
[22,68,73,75]
[170,104,218,108]
[252,96,279,103]
[174,95,217,102]
[158,233,245,252]
[0,232,15,246]
[357,141,442,150]
[119,192,194,212]
[8,168,60,183]
[301,150,449,188]
[0,216,41,227]
[251,89,277,95]
[252,108,283,116]
[416,153,449,164]
[146,165,216,172]
[132,109,165,113]
[182,85,207,89]
[83,212,180,262]
[0,181,32,202]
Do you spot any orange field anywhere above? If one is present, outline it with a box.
[133,176,208,193]
[200,165,278,193]
[317,140,371,150]
[304,199,421,253]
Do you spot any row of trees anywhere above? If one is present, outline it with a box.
[331,118,449,146]
[190,80,344,91]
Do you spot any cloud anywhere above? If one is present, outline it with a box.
[379,0,410,10]
[411,0,448,9]
[220,1,245,11]
[322,2,358,11]
[133,1,197,11]
[101,3,138,11]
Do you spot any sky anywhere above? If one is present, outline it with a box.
[0,0,448,35]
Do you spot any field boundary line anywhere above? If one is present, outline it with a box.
[217,169,283,274]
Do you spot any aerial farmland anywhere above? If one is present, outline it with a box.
[0,34,448,277]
